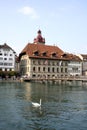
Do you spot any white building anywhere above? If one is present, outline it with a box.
[77,54,87,75]
[0,43,16,71]
[68,60,82,76]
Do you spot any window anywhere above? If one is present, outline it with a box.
[9,58,13,60]
[38,67,40,72]
[9,63,12,66]
[33,67,35,72]
[48,67,50,72]
[72,67,78,72]
[4,58,7,60]
[34,51,39,56]
[4,53,7,56]
[32,74,36,78]
[65,68,67,73]
[38,60,41,65]
[42,52,46,56]
[57,62,59,66]
[52,67,55,72]
[61,68,63,73]
[52,62,55,66]
[33,61,36,65]
[0,62,3,65]
[51,53,56,57]
[57,68,59,73]
[0,57,3,60]
[61,62,63,66]
[4,63,8,66]
[10,54,12,56]
[43,67,45,72]
[65,62,68,66]
[0,53,2,55]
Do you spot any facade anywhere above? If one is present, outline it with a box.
[68,58,82,76]
[19,30,82,78]
[77,54,87,75]
[0,43,16,71]
[15,56,20,73]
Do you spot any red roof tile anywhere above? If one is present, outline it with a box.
[20,43,63,59]
[19,43,81,61]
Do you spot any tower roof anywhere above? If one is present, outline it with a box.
[38,30,41,34]
[33,30,45,44]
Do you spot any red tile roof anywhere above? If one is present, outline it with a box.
[19,43,81,61]
[20,43,63,59]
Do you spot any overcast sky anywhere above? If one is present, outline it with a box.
[0,0,87,55]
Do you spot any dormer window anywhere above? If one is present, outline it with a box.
[51,52,56,57]
[33,51,39,56]
[42,52,47,56]
[62,53,67,57]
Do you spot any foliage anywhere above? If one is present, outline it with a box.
[0,71,20,78]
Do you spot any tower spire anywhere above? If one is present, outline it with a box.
[33,30,45,44]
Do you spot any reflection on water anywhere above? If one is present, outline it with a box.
[0,82,87,130]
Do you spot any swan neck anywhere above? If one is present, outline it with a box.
[40,99,41,105]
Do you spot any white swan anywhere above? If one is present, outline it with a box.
[32,99,41,107]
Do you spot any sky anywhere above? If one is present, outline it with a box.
[0,0,87,55]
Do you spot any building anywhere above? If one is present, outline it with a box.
[15,56,20,73]
[77,54,87,76]
[19,30,82,79]
[67,54,82,76]
[0,43,16,72]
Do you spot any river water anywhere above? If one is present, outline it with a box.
[0,82,87,130]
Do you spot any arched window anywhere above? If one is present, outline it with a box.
[38,67,40,72]
[52,67,55,72]
[57,68,59,73]
[48,67,50,72]
[33,67,35,72]
[43,67,45,72]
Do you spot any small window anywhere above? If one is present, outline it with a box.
[34,51,39,56]
[33,67,36,72]
[43,67,45,72]
[38,67,40,72]
[62,53,67,57]
[4,58,7,60]
[0,57,3,60]
[9,63,12,66]
[10,54,12,56]
[4,63,8,66]
[52,67,55,72]
[48,67,50,72]
[9,58,13,60]
[65,68,68,73]
[42,52,46,56]
[51,53,56,57]
[57,68,59,73]
[0,62,3,65]
[4,53,7,56]
[33,61,36,65]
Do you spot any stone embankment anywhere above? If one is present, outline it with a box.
[0,77,23,82]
